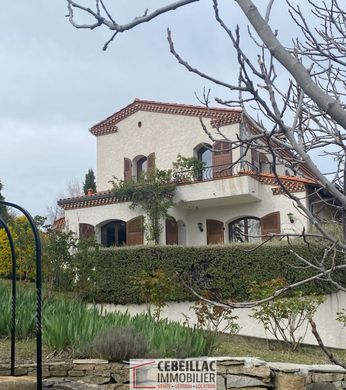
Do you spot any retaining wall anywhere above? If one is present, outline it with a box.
[1,358,346,389]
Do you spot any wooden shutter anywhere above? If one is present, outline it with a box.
[261,212,281,237]
[79,223,95,240]
[126,216,144,246]
[251,149,259,172]
[166,217,178,245]
[206,219,224,245]
[259,152,269,173]
[212,141,232,178]
[147,152,156,177]
[124,158,132,182]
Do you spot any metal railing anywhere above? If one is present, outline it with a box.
[172,160,259,184]
[0,201,42,390]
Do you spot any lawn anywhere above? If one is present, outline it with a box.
[1,334,346,366]
[215,334,346,365]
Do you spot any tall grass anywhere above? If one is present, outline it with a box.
[0,282,216,358]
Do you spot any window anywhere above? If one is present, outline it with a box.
[229,217,261,243]
[137,156,148,179]
[198,145,212,166]
[101,220,126,247]
[197,145,212,180]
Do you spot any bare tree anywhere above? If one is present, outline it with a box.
[46,178,83,224]
[66,0,346,364]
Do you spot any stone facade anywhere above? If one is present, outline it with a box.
[1,357,345,389]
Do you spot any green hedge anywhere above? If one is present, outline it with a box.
[77,244,341,304]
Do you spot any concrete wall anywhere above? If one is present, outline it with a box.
[94,291,346,350]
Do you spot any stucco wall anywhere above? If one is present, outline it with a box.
[96,111,240,191]
[96,291,346,350]
[64,180,308,245]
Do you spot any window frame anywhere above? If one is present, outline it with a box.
[228,217,261,243]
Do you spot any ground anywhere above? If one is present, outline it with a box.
[1,334,346,365]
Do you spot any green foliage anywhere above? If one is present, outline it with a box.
[250,278,324,352]
[43,231,99,297]
[75,244,340,305]
[83,168,96,195]
[0,281,216,358]
[132,269,174,320]
[172,154,205,180]
[88,326,148,361]
[42,229,77,294]
[0,180,9,223]
[0,216,37,280]
[189,292,239,334]
[111,169,176,244]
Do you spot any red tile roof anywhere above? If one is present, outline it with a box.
[90,99,242,136]
[242,172,313,195]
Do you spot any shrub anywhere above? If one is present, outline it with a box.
[73,244,341,304]
[132,270,174,320]
[250,278,324,351]
[190,293,240,334]
[88,326,148,361]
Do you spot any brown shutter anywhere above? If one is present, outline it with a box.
[124,158,132,182]
[79,223,95,240]
[259,152,269,173]
[251,149,259,172]
[206,219,224,245]
[166,217,178,245]
[212,141,232,178]
[147,152,156,177]
[261,212,281,237]
[126,216,144,246]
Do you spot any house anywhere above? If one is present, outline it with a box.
[58,99,317,246]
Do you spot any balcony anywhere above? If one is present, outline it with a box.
[173,161,262,208]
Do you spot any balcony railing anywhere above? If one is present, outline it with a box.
[172,160,259,184]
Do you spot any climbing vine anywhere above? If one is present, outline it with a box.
[111,169,175,244]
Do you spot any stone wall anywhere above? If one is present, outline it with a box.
[0,357,346,389]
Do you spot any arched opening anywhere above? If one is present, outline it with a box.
[134,155,147,181]
[100,220,126,247]
[195,144,212,180]
[177,220,187,245]
[229,217,261,243]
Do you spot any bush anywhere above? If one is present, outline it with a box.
[73,244,341,304]
[88,326,148,361]
[249,278,324,351]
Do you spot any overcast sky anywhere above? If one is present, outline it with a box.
[0,1,311,218]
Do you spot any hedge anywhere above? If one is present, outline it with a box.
[76,244,342,304]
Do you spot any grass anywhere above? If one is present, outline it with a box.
[215,334,346,365]
[1,334,346,365]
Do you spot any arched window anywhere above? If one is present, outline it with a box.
[137,156,148,179]
[197,145,212,166]
[197,144,212,180]
[101,220,126,247]
[229,217,261,243]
